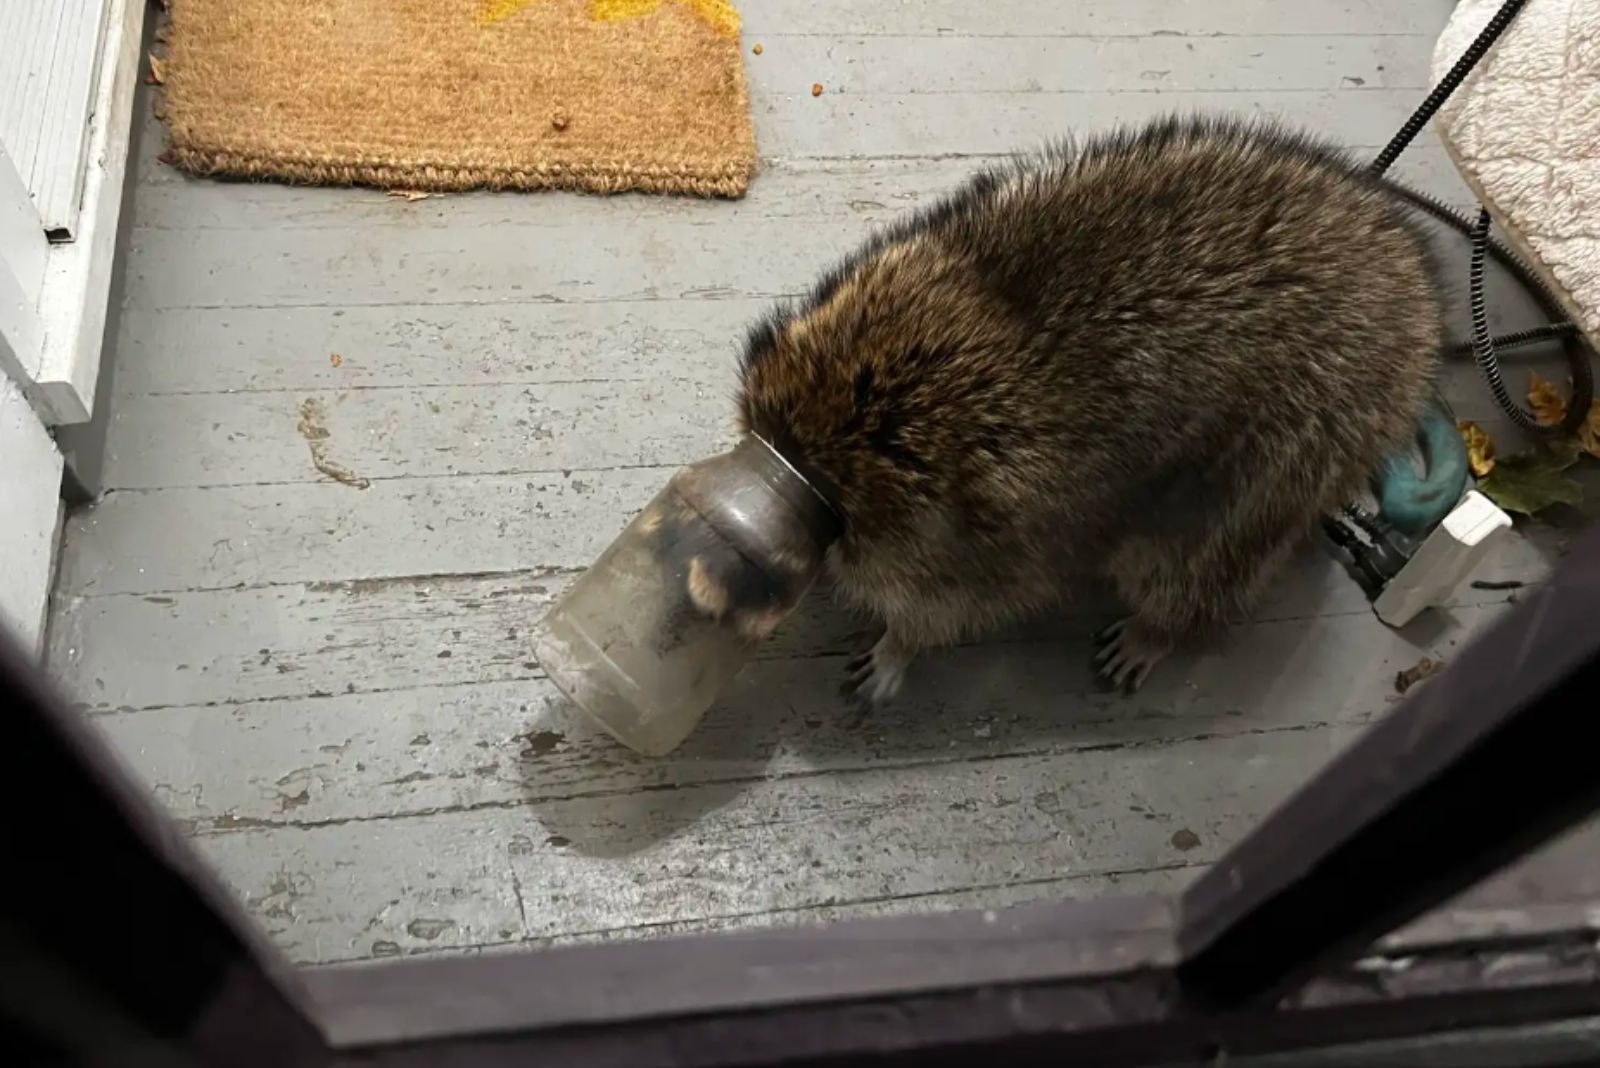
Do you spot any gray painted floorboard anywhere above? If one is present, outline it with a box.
[46,1,1587,966]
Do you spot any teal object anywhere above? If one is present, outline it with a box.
[1371,400,1470,537]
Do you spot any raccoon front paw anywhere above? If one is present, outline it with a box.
[1092,617,1170,694]
[841,632,914,710]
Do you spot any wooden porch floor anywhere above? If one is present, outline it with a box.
[44,0,1583,965]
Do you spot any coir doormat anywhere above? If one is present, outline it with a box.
[160,0,757,197]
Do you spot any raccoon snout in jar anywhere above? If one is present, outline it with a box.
[639,496,818,652]
[735,116,1445,706]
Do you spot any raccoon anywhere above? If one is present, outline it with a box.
[736,117,1445,705]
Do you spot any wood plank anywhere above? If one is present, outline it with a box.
[113,133,1464,392]
[88,600,1490,833]
[133,125,1459,213]
[749,88,1427,161]
[100,380,737,490]
[96,146,1513,496]
[55,471,663,597]
[54,455,1561,598]
[742,34,1429,95]
[193,803,527,964]
[50,543,1529,713]
[118,97,1458,314]
[524,728,1338,935]
[518,864,1196,951]
[103,337,1523,492]
[110,299,763,397]
[125,31,1433,202]
[117,215,856,310]
[130,154,985,232]
[127,139,1464,236]
[738,1,1445,38]
[190,727,1361,964]
[0,378,63,653]
[50,570,567,712]
[216,845,1195,967]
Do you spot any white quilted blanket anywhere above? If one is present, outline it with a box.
[1434,0,1600,352]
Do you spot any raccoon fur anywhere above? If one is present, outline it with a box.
[736,116,1445,704]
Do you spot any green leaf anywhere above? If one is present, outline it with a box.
[1477,446,1583,516]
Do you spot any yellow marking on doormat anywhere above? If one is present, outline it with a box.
[476,0,739,38]
[476,0,527,23]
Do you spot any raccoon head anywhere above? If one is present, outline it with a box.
[734,238,1037,543]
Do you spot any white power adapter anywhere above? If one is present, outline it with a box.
[1373,490,1514,627]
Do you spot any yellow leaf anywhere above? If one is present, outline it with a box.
[1525,371,1600,459]
[1581,399,1600,460]
[1458,420,1495,478]
[477,0,740,37]
[1527,371,1566,427]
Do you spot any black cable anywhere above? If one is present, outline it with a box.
[1379,178,1562,317]
[1468,209,1542,431]
[1320,0,1591,567]
[1447,323,1579,358]
[1380,177,1595,435]
[1370,0,1527,176]
[1368,0,1593,438]
[1467,210,1593,435]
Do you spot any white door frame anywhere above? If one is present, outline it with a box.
[0,148,61,655]
[2,0,144,427]
[0,142,49,391]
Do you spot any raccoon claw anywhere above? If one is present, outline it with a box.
[840,635,911,710]
[1092,618,1128,648]
[1093,618,1169,694]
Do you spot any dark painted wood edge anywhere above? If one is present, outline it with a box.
[302,895,1175,1046]
[314,925,1600,1067]
[1,620,326,1065]
[9,495,1600,1066]
[1176,520,1600,1005]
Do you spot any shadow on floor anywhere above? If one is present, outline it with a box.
[512,541,1503,858]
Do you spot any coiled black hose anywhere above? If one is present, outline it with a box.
[1454,322,1581,355]
[1378,178,1595,435]
[1467,208,1537,429]
[1369,0,1594,437]
[1369,0,1528,175]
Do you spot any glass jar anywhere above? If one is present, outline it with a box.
[534,436,840,756]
